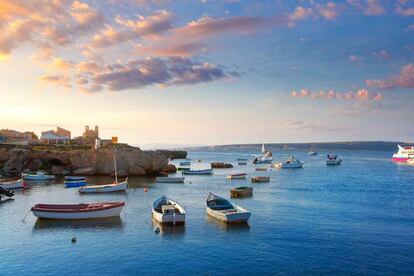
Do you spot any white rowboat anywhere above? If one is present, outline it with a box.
[226,173,246,180]
[273,157,304,169]
[182,169,213,175]
[0,178,24,189]
[152,195,186,225]
[79,178,128,193]
[206,193,250,223]
[23,172,55,180]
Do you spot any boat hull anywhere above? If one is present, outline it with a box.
[23,173,55,180]
[64,181,87,188]
[0,178,24,189]
[230,187,253,197]
[152,211,186,225]
[227,174,246,180]
[392,157,409,162]
[79,180,128,193]
[182,169,213,175]
[206,207,250,223]
[32,206,124,220]
[251,176,270,183]
[65,176,86,181]
[156,177,185,183]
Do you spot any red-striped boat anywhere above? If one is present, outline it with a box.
[31,202,125,220]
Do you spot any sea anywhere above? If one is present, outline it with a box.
[0,149,413,275]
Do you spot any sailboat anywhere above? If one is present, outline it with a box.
[79,154,128,193]
[253,144,273,164]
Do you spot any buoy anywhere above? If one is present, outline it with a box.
[144,187,148,193]
[71,237,77,243]
[154,227,160,234]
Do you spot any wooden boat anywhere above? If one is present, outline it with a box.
[230,186,253,197]
[206,193,250,223]
[182,169,213,175]
[156,177,185,183]
[179,161,191,166]
[226,173,246,180]
[31,202,125,220]
[326,154,342,165]
[79,178,128,193]
[251,176,270,183]
[65,176,86,181]
[152,195,186,225]
[0,178,24,189]
[255,167,268,171]
[64,180,87,188]
[23,171,55,180]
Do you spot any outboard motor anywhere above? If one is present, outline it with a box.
[0,186,14,201]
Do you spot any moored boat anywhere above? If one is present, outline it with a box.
[392,145,414,162]
[308,151,317,156]
[255,167,268,171]
[236,158,248,161]
[177,167,190,171]
[65,176,86,181]
[206,193,250,223]
[156,177,185,183]
[64,180,87,188]
[273,157,304,169]
[79,178,128,193]
[251,176,270,183]
[326,154,342,165]
[253,144,273,164]
[182,169,213,175]
[0,178,25,189]
[31,201,125,220]
[226,173,246,180]
[152,195,186,225]
[179,161,191,166]
[230,186,253,197]
[23,171,55,180]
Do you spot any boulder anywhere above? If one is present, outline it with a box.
[128,166,145,176]
[27,158,43,171]
[73,167,96,175]
[51,165,68,175]
[161,164,177,174]
[3,148,31,176]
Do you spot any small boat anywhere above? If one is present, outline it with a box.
[182,169,213,175]
[64,180,87,188]
[206,193,250,223]
[79,178,128,193]
[255,167,268,171]
[253,144,274,164]
[226,173,246,180]
[237,158,248,161]
[152,195,186,225]
[326,154,342,165]
[0,186,14,202]
[177,167,190,171]
[273,157,304,169]
[156,177,185,183]
[23,171,55,180]
[238,162,247,166]
[392,145,414,162]
[31,202,125,220]
[179,161,191,166]
[308,151,317,156]
[251,176,270,183]
[0,178,25,189]
[65,176,86,181]
[230,186,253,197]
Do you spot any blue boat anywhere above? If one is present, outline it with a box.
[65,176,86,181]
[64,180,87,188]
[182,169,213,175]
[179,161,191,166]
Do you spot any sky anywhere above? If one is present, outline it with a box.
[0,0,413,146]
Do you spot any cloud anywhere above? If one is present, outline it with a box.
[347,0,386,16]
[372,50,390,60]
[42,57,237,93]
[396,4,414,16]
[291,88,382,101]
[349,55,363,62]
[138,42,208,57]
[318,2,341,20]
[366,63,414,90]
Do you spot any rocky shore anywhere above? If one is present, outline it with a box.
[0,144,187,177]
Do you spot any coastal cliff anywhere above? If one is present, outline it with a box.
[0,144,185,176]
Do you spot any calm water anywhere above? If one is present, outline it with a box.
[1,150,414,275]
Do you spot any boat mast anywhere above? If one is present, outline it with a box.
[113,154,118,184]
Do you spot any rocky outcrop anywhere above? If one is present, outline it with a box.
[0,145,169,176]
[161,164,177,174]
[156,150,187,160]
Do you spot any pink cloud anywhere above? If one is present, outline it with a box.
[365,0,386,15]
[396,5,414,16]
[349,55,363,62]
[372,50,390,60]
[366,63,414,90]
[291,88,383,101]
[318,2,341,20]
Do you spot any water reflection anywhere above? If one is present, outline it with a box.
[33,217,124,230]
[152,219,186,237]
[206,216,250,232]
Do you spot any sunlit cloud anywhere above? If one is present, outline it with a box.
[366,63,414,90]
[291,88,383,101]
